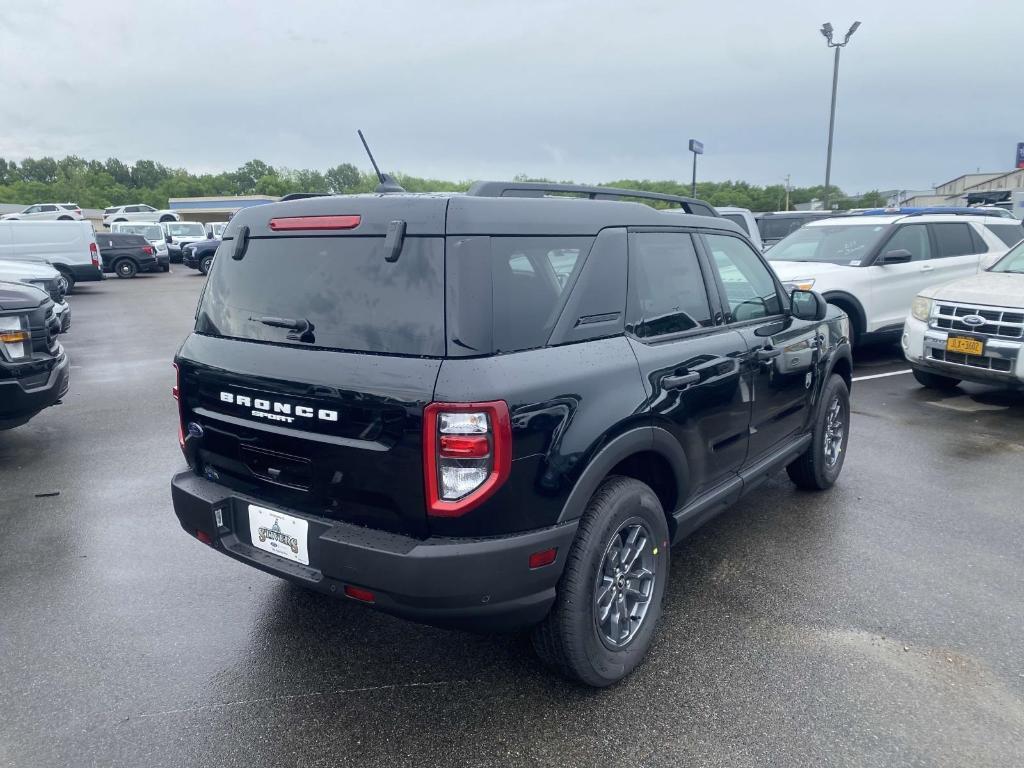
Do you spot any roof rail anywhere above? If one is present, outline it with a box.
[900,209,1006,219]
[465,181,718,216]
[279,192,330,202]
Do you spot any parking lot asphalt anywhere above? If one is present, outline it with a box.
[1,269,1022,768]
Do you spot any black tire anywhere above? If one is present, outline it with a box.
[113,258,138,279]
[114,218,127,223]
[912,368,960,390]
[199,255,213,275]
[56,268,75,295]
[58,215,73,221]
[531,476,670,687]
[159,215,176,223]
[787,374,850,490]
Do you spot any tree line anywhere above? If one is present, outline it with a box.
[0,155,888,212]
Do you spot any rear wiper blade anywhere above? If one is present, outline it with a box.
[252,315,315,343]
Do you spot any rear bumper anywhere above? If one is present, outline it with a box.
[0,349,69,429]
[67,263,104,283]
[171,471,577,631]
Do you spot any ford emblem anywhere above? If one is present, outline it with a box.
[962,314,986,326]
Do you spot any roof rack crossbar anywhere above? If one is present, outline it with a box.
[465,181,717,215]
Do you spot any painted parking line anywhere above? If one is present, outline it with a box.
[852,369,912,382]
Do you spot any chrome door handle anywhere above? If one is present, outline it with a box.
[663,372,700,390]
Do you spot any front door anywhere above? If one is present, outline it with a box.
[625,230,750,497]
[700,231,817,462]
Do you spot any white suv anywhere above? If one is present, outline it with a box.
[765,213,1012,344]
[1,203,84,221]
[102,204,180,227]
[903,239,1024,390]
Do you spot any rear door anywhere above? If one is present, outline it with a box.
[927,221,989,284]
[177,198,448,537]
[624,230,749,496]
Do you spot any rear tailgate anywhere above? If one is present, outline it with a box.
[177,196,448,538]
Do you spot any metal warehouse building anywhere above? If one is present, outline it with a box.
[167,195,278,224]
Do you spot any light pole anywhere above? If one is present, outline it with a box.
[820,20,860,210]
[688,139,703,197]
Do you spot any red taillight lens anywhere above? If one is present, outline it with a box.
[529,548,558,569]
[143,245,154,255]
[196,529,213,545]
[343,585,375,603]
[268,215,361,231]
[423,401,511,518]
[172,363,185,452]
[89,241,99,267]
[439,434,490,458]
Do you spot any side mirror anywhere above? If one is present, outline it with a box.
[790,289,828,321]
[880,248,913,264]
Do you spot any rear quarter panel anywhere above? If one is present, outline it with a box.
[431,336,648,536]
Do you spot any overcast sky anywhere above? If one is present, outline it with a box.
[0,1,1020,193]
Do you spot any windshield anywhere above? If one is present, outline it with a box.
[166,223,205,237]
[991,240,1024,273]
[118,224,163,240]
[196,236,445,355]
[766,224,888,266]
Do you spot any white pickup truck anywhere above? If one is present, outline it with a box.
[902,238,1024,390]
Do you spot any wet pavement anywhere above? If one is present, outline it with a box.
[2,269,1022,768]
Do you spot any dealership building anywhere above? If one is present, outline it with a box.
[167,195,279,224]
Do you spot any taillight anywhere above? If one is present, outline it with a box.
[423,401,511,517]
[172,363,185,453]
[89,241,99,267]
[143,245,154,255]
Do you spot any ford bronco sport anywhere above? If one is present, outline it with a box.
[171,181,853,686]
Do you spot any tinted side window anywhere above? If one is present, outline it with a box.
[491,236,591,352]
[986,223,1024,247]
[882,224,931,261]
[627,233,713,338]
[704,233,782,322]
[931,223,977,258]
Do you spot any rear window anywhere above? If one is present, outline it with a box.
[59,204,78,210]
[117,223,163,239]
[196,236,445,356]
[491,236,590,352]
[986,222,1024,247]
[931,223,977,258]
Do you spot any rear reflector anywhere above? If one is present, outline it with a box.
[268,215,361,231]
[529,548,558,569]
[196,529,213,545]
[343,585,375,603]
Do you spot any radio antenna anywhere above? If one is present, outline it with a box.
[357,130,405,193]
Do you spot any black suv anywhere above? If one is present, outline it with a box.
[0,281,69,430]
[171,182,852,686]
[94,232,160,278]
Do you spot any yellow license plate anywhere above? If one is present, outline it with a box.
[946,337,984,356]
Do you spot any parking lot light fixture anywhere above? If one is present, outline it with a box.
[821,20,861,210]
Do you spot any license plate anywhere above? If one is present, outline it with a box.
[946,336,984,356]
[248,504,309,565]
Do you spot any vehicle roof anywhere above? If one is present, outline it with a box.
[805,212,1003,228]
[225,192,740,239]
[757,210,838,219]
[715,206,753,214]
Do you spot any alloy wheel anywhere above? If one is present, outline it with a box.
[593,520,657,648]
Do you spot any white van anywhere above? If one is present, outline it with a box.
[0,221,103,293]
[715,207,763,251]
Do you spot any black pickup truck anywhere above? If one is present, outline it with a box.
[0,281,69,430]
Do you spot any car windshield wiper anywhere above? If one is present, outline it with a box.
[251,315,316,343]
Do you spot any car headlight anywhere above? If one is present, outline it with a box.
[911,295,932,322]
[783,279,816,292]
[0,316,29,360]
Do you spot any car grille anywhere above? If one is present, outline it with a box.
[929,348,1014,372]
[932,302,1024,340]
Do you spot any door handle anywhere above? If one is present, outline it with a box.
[920,264,934,272]
[662,371,701,390]
[756,347,782,361]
